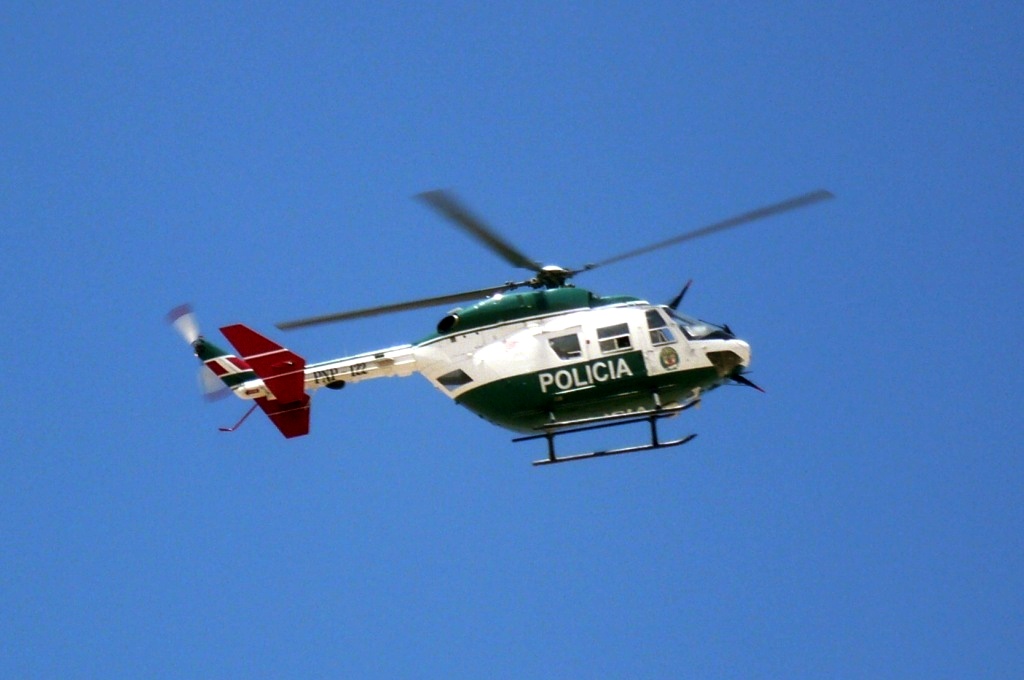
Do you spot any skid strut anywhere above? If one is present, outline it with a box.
[513,402,698,466]
[219,404,258,432]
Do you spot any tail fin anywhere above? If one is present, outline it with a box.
[193,338,259,390]
[220,324,311,439]
[166,305,259,392]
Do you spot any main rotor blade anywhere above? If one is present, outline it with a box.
[275,283,519,330]
[731,372,766,393]
[587,189,835,270]
[668,279,693,311]
[417,189,544,272]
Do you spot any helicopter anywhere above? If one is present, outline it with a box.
[169,188,833,465]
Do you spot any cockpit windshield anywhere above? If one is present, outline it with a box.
[664,307,733,340]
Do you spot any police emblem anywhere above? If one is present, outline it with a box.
[659,346,680,370]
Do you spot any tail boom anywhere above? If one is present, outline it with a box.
[305,344,418,390]
[172,306,421,439]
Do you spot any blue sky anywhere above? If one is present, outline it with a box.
[3,3,1022,677]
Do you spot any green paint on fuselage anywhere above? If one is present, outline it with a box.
[220,371,258,387]
[194,338,231,362]
[417,287,642,343]
[193,338,257,387]
[455,350,723,432]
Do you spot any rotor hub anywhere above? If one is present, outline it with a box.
[536,265,572,288]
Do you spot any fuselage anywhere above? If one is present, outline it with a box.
[300,287,752,433]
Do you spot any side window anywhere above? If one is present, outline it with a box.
[548,334,582,360]
[646,309,676,346]
[597,323,632,354]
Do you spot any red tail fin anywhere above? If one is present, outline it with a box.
[220,324,310,438]
[254,396,310,439]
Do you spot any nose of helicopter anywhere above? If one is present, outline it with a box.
[705,338,752,378]
[732,338,751,368]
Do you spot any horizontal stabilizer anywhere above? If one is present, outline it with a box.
[256,395,311,439]
[220,324,311,438]
[220,324,307,404]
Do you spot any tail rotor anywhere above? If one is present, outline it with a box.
[167,303,231,400]
[167,303,201,346]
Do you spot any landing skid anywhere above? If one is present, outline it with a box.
[513,401,698,466]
